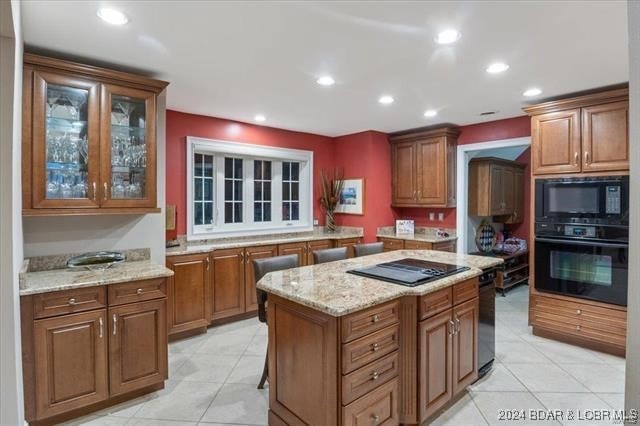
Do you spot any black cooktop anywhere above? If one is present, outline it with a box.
[347,258,469,287]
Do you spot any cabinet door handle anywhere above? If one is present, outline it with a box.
[240,252,245,263]
[448,320,455,336]
[99,317,103,338]
[372,314,380,323]
[136,288,143,295]
[112,314,117,336]
[576,309,582,315]
[371,342,380,352]
[371,414,380,424]
[455,318,460,334]
[92,182,97,201]
[103,182,108,201]
[576,325,581,331]
[574,152,579,166]
[205,257,210,270]
[68,297,77,306]
[371,371,380,380]
[585,151,590,165]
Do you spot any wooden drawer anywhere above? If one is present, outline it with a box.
[420,288,453,320]
[342,325,399,374]
[452,279,478,305]
[378,238,404,251]
[342,351,399,405]
[33,286,106,319]
[530,294,626,347]
[108,278,166,306]
[343,378,399,426]
[403,240,432,250]
[433,240,456,252]
[341,301,400,343]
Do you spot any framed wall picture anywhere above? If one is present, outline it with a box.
[335,178,364,215]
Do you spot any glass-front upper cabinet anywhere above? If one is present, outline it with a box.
[100,84,156,208]
[31,71,100,208]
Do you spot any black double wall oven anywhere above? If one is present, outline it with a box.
[534,176,629,306]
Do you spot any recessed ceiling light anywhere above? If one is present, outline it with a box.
[486,62,509,74]
[97,8,128,25]
[435,29,461,45]
[378,95,394,105]
[254,114,266,122]
[316,76,335,86]
[424,109,438,118]
[523,88,542,97]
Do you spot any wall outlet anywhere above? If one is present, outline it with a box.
[429,212,435,221]
[438,212,444,221]
[313,218,319,226]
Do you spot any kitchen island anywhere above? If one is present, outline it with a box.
[257,250,502,426]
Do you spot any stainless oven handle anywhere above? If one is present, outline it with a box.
[535,238,628,249]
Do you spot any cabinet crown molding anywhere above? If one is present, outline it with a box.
[523,86,628,116]
[388,126,460,143]
[24,53,169,93]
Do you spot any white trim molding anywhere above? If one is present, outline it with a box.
[455,136,531,254]
[186,136,314,240]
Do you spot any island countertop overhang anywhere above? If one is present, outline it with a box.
[256,250,503,317]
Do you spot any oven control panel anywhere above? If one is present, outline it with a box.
[564,225,596,238]
[606,186,622,214]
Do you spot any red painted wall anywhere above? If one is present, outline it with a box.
[165,110,335,237]
[334,131,397,242]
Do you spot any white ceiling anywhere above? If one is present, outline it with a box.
[21,1,628,137]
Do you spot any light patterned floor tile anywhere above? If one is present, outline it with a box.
[470,363,527,392]
[226,354,265,385]
[503,363,589,393]
[133,380,222,422]
[431,393,488,426]
[197,330,255,355]
[558,363,626,393]
[174,353,240,383]
[496,341,551,364]
[470,391,560,426]
[200,383,269,425]
[533,392,613,426]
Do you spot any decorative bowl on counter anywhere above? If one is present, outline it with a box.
[66,251,125,271]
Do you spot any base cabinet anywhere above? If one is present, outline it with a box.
[33,310,109,419]
[166,253,211,336]
[378,237,457,253]
[211,248,246,320]
[419,310,453,419]
[452,298,479,394]
[245,245,278,312]
[22,279,168,424]
[109,299,168,395]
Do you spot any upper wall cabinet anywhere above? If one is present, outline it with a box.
[524,88,629,176]
[389,127,459,208]
[22,54,168,216]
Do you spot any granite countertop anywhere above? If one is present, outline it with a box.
[167,227,364,256]
[19,260,174,296]
[256,250,503,317]
[376,226,458,243]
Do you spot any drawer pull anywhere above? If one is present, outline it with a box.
[68,298,77,306]
[112,314,117,335]
[99,317,103,338]
[136,288,144,295]
[372,314,380,323]
[371,371,380,380]
[576,309,582,315]
[371,343,380,352]
[576,325,581,331]
[371,414,380,424]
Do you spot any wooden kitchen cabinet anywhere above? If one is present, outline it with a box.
[504,167,525,224]
[581,101,629,172]
[307,239,333,264]
[418,279,479,423]
[211,248,246,320]
[166,253,211,336]
[109,298,168,395]
[525,88,629,175]
[390,127,459,208]
[245,245,278,312]
[419,310,453,420]
[334,237,362,258]
[22,53,168,216]
[378,237,457,253]
[22,278,168,424]
[278,241,308,265]
[451,298,479,394]
[33,309,109,419]
[468,158,525,220]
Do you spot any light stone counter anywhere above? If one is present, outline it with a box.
[166,226,364,256]
[19,260,174,296]
[376,226,458,243]
[256,250,502,317]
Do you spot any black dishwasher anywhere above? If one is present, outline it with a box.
[478,267,496,377]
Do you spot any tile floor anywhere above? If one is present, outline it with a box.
[63,285,626,426]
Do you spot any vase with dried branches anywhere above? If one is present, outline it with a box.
[319,168,344,232]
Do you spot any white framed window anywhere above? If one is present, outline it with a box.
[186,137,313,240]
